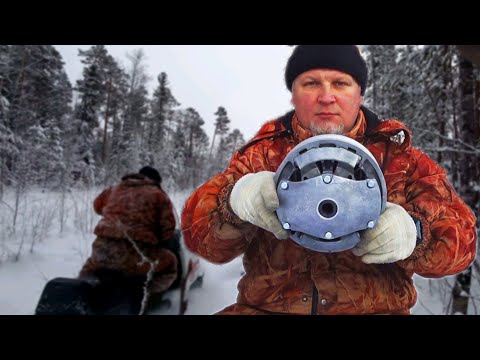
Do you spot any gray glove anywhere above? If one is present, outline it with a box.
[229,171,289,239]
[351,202,417,264]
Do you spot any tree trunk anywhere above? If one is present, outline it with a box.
[450,54,477,315]
[102,78,112,163]
[209,128,217,158]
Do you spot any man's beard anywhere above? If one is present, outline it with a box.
[309,122,345,135]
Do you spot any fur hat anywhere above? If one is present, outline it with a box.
[139,166,162,183]
[285,45,368,95]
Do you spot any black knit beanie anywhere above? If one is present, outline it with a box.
[285,45,368,95]
[139,166,162,183]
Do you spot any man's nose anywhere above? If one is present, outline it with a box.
[317,90,336,104]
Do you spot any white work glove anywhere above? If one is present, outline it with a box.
[229,171,289,240]
[351,202,417,264]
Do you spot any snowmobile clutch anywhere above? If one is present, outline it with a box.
[274,134,387,253]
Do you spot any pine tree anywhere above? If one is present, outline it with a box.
[72,61,102,185]
[118,49,151,177]
[102,60,129,182]
[363,45,398,118]
[0,45,11,124]
[0,45,72,188]
[0,45,15,195]
[147,72,180,167]
[0,116,17,197]
[210,106,230,157]
[184,108,209,188]
[224,129,245,156]
[212,128,245,174]
[72,45,127,185]
[167,115,187,189]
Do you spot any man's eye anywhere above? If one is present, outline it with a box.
[335,81,349,86]
[305,81,317,86]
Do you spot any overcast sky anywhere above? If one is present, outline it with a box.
[54,45,294,141]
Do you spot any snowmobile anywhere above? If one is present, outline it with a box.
[34,208,205,316]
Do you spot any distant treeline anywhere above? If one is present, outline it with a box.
[0,45,245,194]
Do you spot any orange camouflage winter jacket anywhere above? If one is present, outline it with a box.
[92,174,175,243]
[80,174,178,293]
[181,107,477,315]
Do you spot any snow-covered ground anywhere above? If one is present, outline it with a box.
[0,188,243,315]
[0,188,470,315]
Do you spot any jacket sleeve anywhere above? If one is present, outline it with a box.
[397,148,477,277]
[181,148,273,264]
[93,187,112,215]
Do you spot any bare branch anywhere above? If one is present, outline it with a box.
[412,126,479,152]
[422,146,480,155]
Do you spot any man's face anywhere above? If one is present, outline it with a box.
[291,69,363,135]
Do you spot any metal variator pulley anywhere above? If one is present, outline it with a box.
[274,134,387,253]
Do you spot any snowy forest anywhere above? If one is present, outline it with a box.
[0,45,479,314]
